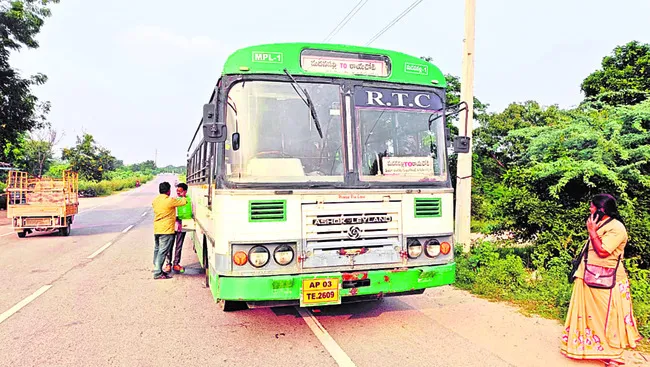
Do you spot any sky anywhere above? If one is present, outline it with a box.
[10,0,650,166]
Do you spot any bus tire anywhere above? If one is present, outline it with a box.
[203,238,210,288]
[204,263,210,288]
[17,231,26,238]
[220,300,248,312]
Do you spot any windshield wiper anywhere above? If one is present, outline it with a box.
[283,68,323,139]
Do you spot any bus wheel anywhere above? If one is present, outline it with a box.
[203,245,210,288]
[17,231,26,238]
[220,300,248,312]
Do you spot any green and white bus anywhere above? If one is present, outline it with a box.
[186,42,464,311]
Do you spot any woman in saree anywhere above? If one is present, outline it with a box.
[561,194,643,366]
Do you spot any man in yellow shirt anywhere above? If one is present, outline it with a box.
[152,182,186,279]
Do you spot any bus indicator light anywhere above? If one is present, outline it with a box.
[233,251,248,266]
[440,242,452,255]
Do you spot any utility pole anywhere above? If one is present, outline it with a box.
[154,149,158,167]
[454,0,476,253]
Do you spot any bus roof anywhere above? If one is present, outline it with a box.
[222,42,446,88]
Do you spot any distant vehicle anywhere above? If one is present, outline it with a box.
[5,170,79,238]
[135,180,141,187]
[187,42,462,311]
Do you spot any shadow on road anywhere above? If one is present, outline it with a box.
[180,262,205,276]
[269,296,417,320]
[309,297,416,318]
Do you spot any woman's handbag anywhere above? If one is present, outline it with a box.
[583,252,621,289]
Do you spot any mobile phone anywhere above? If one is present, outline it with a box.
[592,210,605,222]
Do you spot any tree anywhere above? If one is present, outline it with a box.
[0,0,59,162]
[62,134,117,181]
[496,101,650,267]
[474,101,570,171]
[129,160,156,172]
[158,165,186,174]
[581,41,650,107]
[13,128,61,176]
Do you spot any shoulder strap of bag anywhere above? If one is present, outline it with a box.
[584,217,615,264]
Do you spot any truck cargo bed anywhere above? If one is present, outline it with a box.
[5,170,79,232]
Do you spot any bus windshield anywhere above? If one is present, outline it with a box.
[225,81,344,183]
[355,86,448,182]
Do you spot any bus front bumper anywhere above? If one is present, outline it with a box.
[212,263,455,306]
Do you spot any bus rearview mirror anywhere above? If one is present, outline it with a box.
[232,132,240,151]
[203,103,227,143]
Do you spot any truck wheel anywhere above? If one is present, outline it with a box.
[17,231,26,238]
[60,223,71,236]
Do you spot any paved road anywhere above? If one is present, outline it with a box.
[0,175,646,367]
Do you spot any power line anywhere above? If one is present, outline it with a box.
[323,0,368,43]
[365,0,424,46]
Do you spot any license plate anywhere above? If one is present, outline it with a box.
[300,278,341,307]
[24,218,52,226]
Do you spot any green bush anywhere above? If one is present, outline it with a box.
[46,163,70,179]
[515,256,574,319]
[457,242,527,299]
[627,261,650,338]
[78,175,153,197]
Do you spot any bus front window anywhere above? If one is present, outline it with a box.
[225,81,344,183]
[355,86,447,182]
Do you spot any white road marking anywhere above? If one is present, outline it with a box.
[122,225,134,233]
[87,242,114,259]
[0,285,53,325]
[0,232,14,237]
[297,307,356,367]
[141,212,147,217]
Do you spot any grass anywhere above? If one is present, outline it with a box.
[639,339,650,353]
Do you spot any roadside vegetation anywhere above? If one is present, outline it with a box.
[447,41,650,343]
[2,131,185,200]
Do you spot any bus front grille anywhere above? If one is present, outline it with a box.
[302,201,402,268]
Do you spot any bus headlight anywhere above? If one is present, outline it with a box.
[407,238,423,259]
[248,246,270,268]
[424,239,441,257]
[274,244,294,266]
